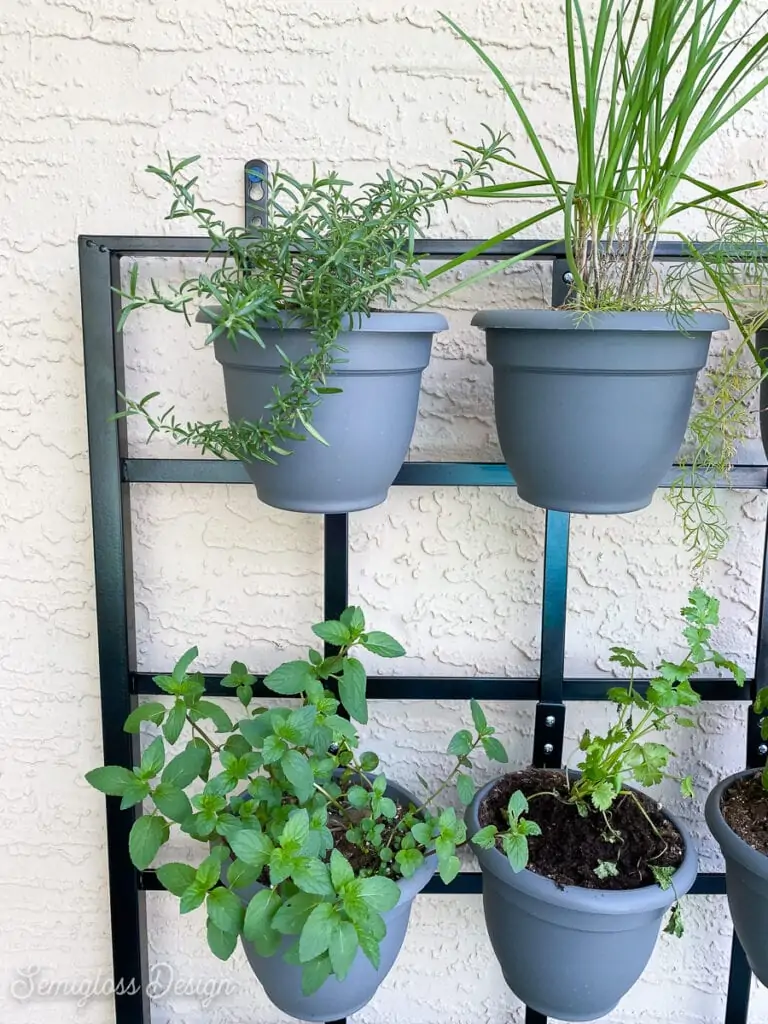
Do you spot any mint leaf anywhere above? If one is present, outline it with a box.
[339,657,367,723]
[299,902,336,962]
[312,620,352,646]
[329,920,358,981]
[447,730,472,757]
[358,876,400,912]
[360,631,405,658]
[124,702,166,733]
[85,765,136,796]
[156,862,196,896]
[264,660,316,695]
[281,749,315,803]
[128,815,168,870]
[206,919,238,960]
[207,887,244,934]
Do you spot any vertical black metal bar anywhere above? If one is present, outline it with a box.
[533,509,570,770]
[525,1010,549,1024]
[244,159,269,230]
[724,939,752,1024]
[722,502,768,1024]
[550,256,573,308]
[324,514,350,623]
[80,239,149,1024]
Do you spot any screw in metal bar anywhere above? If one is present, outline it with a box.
[543,743,554,755]
[545,715,556,727]
[563,272,574,285]
[759,744,768,756]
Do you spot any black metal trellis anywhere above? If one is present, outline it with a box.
[80,167,768,1024]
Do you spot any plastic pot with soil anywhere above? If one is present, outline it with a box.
[464,588,743,1021]
[706,770,768,985]
[467,770,697,1021]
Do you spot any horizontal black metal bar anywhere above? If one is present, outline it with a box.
[81,234,768,263]
[124,458,768,490]
[132,672,752,702]
[132,673,539,701]
[138,869,725,895]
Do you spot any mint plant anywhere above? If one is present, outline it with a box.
[473,590,745,878]
[87,607,507,994]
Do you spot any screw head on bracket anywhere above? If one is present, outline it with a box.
[759,744,768,757]
[543,743,554,755]
[545,715,556,728]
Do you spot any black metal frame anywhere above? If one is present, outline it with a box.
[80,207,768,1024]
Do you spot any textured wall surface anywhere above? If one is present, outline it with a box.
[3,1,768,1022]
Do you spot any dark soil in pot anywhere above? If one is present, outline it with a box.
[721,773,768,854]
[479,769,684,888]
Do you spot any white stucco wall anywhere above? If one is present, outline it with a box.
[3,1,768,1022]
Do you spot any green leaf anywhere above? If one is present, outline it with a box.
[339,657,367,723]
[85,765,136,796]
[299,902,336,962]
[591,781,617,811]
[207,919,238,961]
[272,892,321,935]
[330,850,355,892]
[281,809,310,852]
[120,779,150,809]
[128,815,168,870]
[187,737,212,781]
[447,730,473,757]
[196,854,223,891]
[651,866,675,891]
[226,859,263,890]
[470,698,488,734]
[438,854,461,884]
[594,860,619,880]
[329,920,359,981]
[292,858,334,896]
[411,821,433,846]
[281,749,315,804]
[262,734,287,765]
[179,884,206,914]
[340,606,366,633]
[507,790,528,821]
[301,954,333,996]
[124,702,166,733]
[481,736,508,763]
[229,829,273,870]
[161,744,209,788]
[501,832,529,873]
[632,743,670,787]
[243,889,281,945]
[609,646,647,670]
[312,620,352,646]
[163,701,187,744]
[395,847,424,878]
[755,688,768,714]
[346,785,370,810]
[264,660,316,695]
[194,700,233,733]
[680,775,695,799]
[358,875,400,912]
[360,631,405,658]
[151,783,192,823]
[156,862,196,897]
[471,825,498,849]
[207,887,245,934]
[664,902,685,938]
[359,751,379,772]
[139,736,165,779]
[172,646,199,682]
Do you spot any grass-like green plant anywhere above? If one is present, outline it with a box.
[116,136,507,464]
[436,2,768,564]
[472,589,745,931]
[86,608,508,994]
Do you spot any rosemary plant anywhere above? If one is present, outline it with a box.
[438,1,768,564]
[116,136,506,463]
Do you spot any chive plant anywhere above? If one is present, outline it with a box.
[438,1,768,564]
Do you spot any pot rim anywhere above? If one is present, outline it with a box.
[705,769,768,876]
[198,306,449,334]
[466,772,698,914]
[471,308,728,334]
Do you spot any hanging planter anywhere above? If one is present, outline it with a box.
[86,607,510,1023]
[114,137,506,514]
[464,589,742,1021]
[207,309,446,512]
[230,777,436,1022]
[436,2,768,558]
[467,774,697,1021]
[473,310,726,513]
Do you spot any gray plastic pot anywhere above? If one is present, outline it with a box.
[202,309,447,513]
[466,776,698,1021]
[473,309,727,513]
[230,777,436,1022]
[706,770,768,985]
